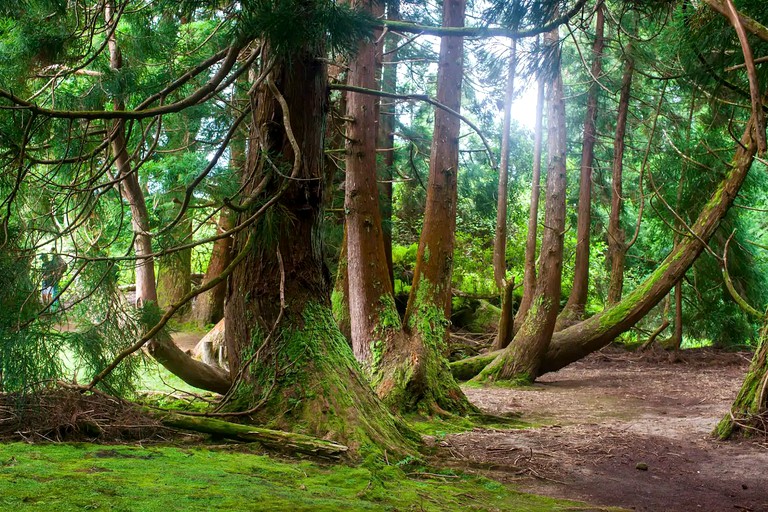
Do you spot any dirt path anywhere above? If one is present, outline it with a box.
[443,348,768,512]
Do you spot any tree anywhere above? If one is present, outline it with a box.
[557,1,604,327]
[477,25,568,384]
[222,3,413,451]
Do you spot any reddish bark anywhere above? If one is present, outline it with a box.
[607,50,635,306]
[478,26,567,383]
[344,0,394,366]
[193,210,234,326]
[513,62,546,332]
[558,2,604,326]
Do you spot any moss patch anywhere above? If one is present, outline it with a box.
[0,442,600,511]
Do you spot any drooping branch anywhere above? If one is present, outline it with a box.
[702,0,768,43]
[381,0,589,39]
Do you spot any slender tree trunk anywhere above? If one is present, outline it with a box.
[332,227,352,341]
[492,39,517,291]
[607,50,635,306]
[557,2,604,327]
[377,0,399,290]
[477,26,567,384]
[513,61,546,333]
[223,41,413,453]
[374,0,475,415]
[193,209,234,326]
[344,0,398,368]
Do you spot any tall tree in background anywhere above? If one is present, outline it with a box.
[513,45,546,335]
[478,25,567,383]
[557,1,604,327]
[607,43,635,306]
[343,0,395,367]
[492,39,517,292]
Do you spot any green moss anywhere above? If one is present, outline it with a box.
[0,442,607,511]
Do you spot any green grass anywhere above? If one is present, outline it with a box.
[0,442,608,511]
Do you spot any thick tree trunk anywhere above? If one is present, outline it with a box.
[513,64,546,332]
[716,315,768,439]
[343,0,398,368]
[477,27,567,384]
[606,51,634,306]
[492,39,517,291]
[557,3,604,327]
[376,0,475,415]
[193,210,234,326]
[223,43,414,453]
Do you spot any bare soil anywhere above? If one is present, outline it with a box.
[442,347,768,512]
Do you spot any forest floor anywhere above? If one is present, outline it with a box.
[441,346,768,512]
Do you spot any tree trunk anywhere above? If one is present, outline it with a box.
[492,278,515,351]
[157,217,192,315]
[343,0,399,369]
[331,227,352,341]
[476,26,567,384]
[492,39,517,291]
[375,0,475,415]
[607,50,634,306]
[223,41,414,453]
[193,209,234,326]
[716,314,768,439]
[513,59,546,331]
[557,2,604,327]
[377,0,399,290]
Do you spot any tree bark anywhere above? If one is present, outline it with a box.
[513,60,546,332]
[223,40,414,453]
[193,209,234,326]
[492,39,517,291]
[607,49,634,306]
[492,277,515,351]
[557,2,604,327]
[376,0,475,415]
[157,217,192,315]
[477,26,567,384]
[377,0,399,290]
[344,0,398,368]
[716,314,768,439]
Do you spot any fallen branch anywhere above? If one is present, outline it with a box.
[146,409,348,459]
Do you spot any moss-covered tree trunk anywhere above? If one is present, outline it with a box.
[343,0,400,369]
[539,116,759,375]
[716,316,768,439]
[223,41,413,454]
[557,2,604,328]
[374,0,475,416]
[477,26,567,384]
[492,38,517,291]
[513,63,545,333]
[606,49,634,306]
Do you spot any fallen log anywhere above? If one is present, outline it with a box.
[450,351,499,381]
[147,409,349,459]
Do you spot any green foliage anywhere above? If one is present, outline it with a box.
[236,1,377,56]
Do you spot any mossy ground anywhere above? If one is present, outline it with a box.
[0,442,593,511]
